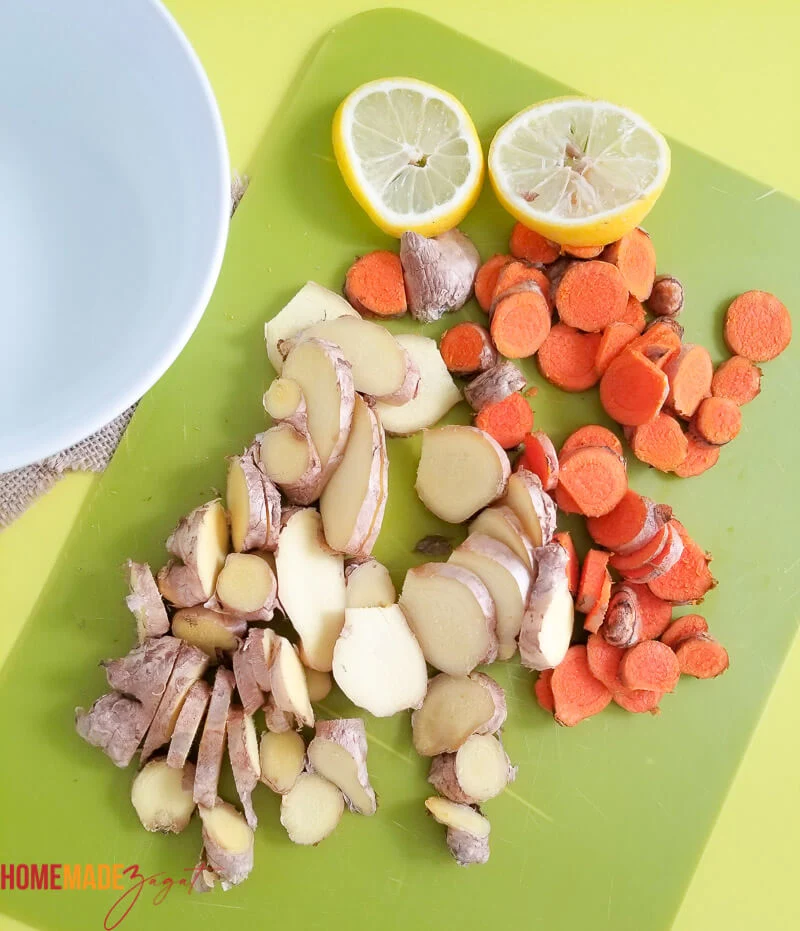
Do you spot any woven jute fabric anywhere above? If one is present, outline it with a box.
[0,175,248,529]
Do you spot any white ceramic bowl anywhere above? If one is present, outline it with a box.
[0,0,230,471]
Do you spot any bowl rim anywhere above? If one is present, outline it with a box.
[2,0,231,473]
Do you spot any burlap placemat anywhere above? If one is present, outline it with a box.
[0,175,248,530]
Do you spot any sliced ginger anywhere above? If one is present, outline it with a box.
[226,444,281,553]
[429,734,515,804]
[215,552,277,620]
[504,468,556,547]
[269,637,315,728]
[131,758,196,833]
[280,773,345,845]
[260,729,305,794]
[519,544,574,671]
[425,796,491,867]
[171,606,246,659]
[304,668,333,703]
[308,719,377,815]
[124,561,169,642]
[345,558,396,609]
[227,707,261,828]
[193,667,235,808]
[469,504,536,570]
[199,800,254,887]
[158,500,230,607]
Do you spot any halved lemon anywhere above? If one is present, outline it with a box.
[489,98,670,247]
[333,78,484,238]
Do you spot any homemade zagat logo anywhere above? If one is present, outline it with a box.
[1,862,207,929]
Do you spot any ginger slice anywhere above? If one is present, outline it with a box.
[158,500,230,606]
[268,637,315,728]
[345,557,396,609]
[304,668,333,703]
[166,679,211,769]
[308,719,377,816]
[519,543,574,671]
[232,641,265,717]
[75,693,152,768]
[198,800,254,888]
[227,706,261,828]
[214,552,277,621]
[102,636,181,715]
[280,773,345,845]
[131,758,196,833]
[124,561,170,641]
[425,796,491,866]
[260,423,324,506]
[193,667,235,808]
[226,443,281,553]
[259,729,305,794]
[171,607,246,659]
[504,469,557,547]
[468,504,536,571]
[428,734,516,804]
[263,694,297,734]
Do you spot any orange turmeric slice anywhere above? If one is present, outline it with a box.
[674,634,729,679]
[674,434,721,478]
[344,250,407,317]
[609,524,671,574]
[576,549,611,614]
[599,349,669,426]
[583,572,612,634]
[440,322,497,376]
[618,522,684,582]
[555,260,628,332]
[586,491,671,553]
[586,633,624,691]
[647,522,716,605]
[493,260,551,305]
[474,254,511,312]
[475,392,534,449]
[560,424,623,458]
[629,412,689,472]
[595,323,639,376]
[690,396,742,446]
[619,640,680,692]
[517,430,559,491]
[562,243,603,259]
[723,290,791,362]
[537,324,602,392]
[509,222,560,264]
[602,228,657,301]
[617,294,647,333]
[559,446,628,517]
[629,319,684,369]
[660,613,708,650]
[554,482,582,514]
[711,356,762,406]
[627,584,672,640]
[490,284,551,359]
[551,645,612,727]
[612,686,662,713]
[553,531,579,595]
[534,668,555,713]
[663,344,713,419]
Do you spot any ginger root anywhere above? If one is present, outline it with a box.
[519,544,574,671]
[227,706,261,828]
[400,228,480,323]
[428,734,516,804]
[199,800,254,888]
[193,667,235,808]
[425,796,491,866]
[268,637,315,728]
[280,772,345,845]
[213,552,277,621]
[131,758,196,833]
[102,636,181,715]
[159,500,230,607]
[226,444,281,553]
[124,561,169,642]
[166,679,211,769]
[76,692,151,768]
[260,729,305,794]
[171,607,246,659]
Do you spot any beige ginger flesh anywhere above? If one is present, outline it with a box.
[280,773,345,845]
[131,758,196,833]
[259,729,305,794]
[308,719,376,815]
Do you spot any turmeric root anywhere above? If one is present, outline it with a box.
[647,521,716,605]
[517,431,559,492]
[537,324,602,392]
[690,396,742,446]
[583,572,612,634]
[647,275,684,317]
[556,260,629,331]
[602,229,656,301]
[600,349,669,426]
[558,445,628,517]
[475,393,534,449]
[125,561,169,642]
[490,282,551,358]
[475,254,511,312]
[428,734,516,804]
[308,718,377,815]
[463,360,526,412]
[401,228,480,323]
[534,669,555,713]
[553,531,579,596]
[440,322,497,375]
[131,758,196,833]
[586,633,624,692]
[628,584,672,640]
[601,585,642,648]
[595,323,639,376]
[551,645,612,726]
[344,250,407,317]
[663,344,713,420]
[629,412,689,472]
[561,424,623,458]
[660,613,708,650]
[425,796,491,866]
[723,290,792,362]
[576,549,611,614]
[619,640,680,692]
[711,355,762,406]
[280,773,345,845]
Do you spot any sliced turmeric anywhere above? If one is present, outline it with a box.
[600,584,642,648]
[618,522,684,583]
[559,445,628,518]
[586,491,671,554]
[675,634,729,678]
[440,322,497,375]
[711,356,762,406]
[647,522,716,605]
[595,323,639,376]
[554,483,582,514]
[555,260,629,332]
[509,222,560,264]
[660,613,708,650]
[663,344,713,420]
[586,633,624,691]
[627,583,672,640]
[493,260,551,305]
[576,549,611,614]
[674,435,721,478]
[619,640,680,692]
[553,531,579,595]
[561,424,623,458]
[534,668,555,713]
[490,283,552,359]
[562,244,603,259]
[599,349,669,426]
[583,572,612,634]
[609,524,670,574]
[723,290,792,362]
[474,254,511,312]
[617,294,647,333]
[602,228,657,301]
[690,396,742,446]
[612,686,662,713]
[629,412,689,472]
[475,392,534,449]
[517,431,559,491]
[344,250,407,317]
[537,324,602,392]
[629,320,684,369]
[647,275,684,318]
[551,645,613,727]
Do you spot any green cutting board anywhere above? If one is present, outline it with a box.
[1,10,798,931]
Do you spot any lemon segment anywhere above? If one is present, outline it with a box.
[333,78,484,238]
[489,97,670,247]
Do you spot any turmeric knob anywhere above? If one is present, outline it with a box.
[647,275,684,317]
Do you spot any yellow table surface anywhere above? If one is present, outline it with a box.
[1,2,797,928]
